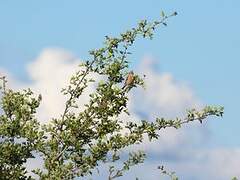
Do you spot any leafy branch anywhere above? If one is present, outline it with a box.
[0,11,226,180]
[158,165,179,180]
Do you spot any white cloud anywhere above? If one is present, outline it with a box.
[125,148,240,180]
[1,48,239,179]
[26,48,80,123]
[10,48,98,124]
[84,148,240,180]
[126,57,206,154]
[130,56,202,119]
[153,148,240,180]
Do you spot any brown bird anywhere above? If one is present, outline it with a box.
[122,71,134,89]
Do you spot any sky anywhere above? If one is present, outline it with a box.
[0,0,240,179]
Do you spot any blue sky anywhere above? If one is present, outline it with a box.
[1,1,240,179]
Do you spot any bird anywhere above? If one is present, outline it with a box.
[122,71,134,89]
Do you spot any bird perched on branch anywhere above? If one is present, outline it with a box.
[122,71,134,89]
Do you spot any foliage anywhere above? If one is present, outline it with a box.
[158,166,178,180]
[0,77,43,180]
[0,12,225,180]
